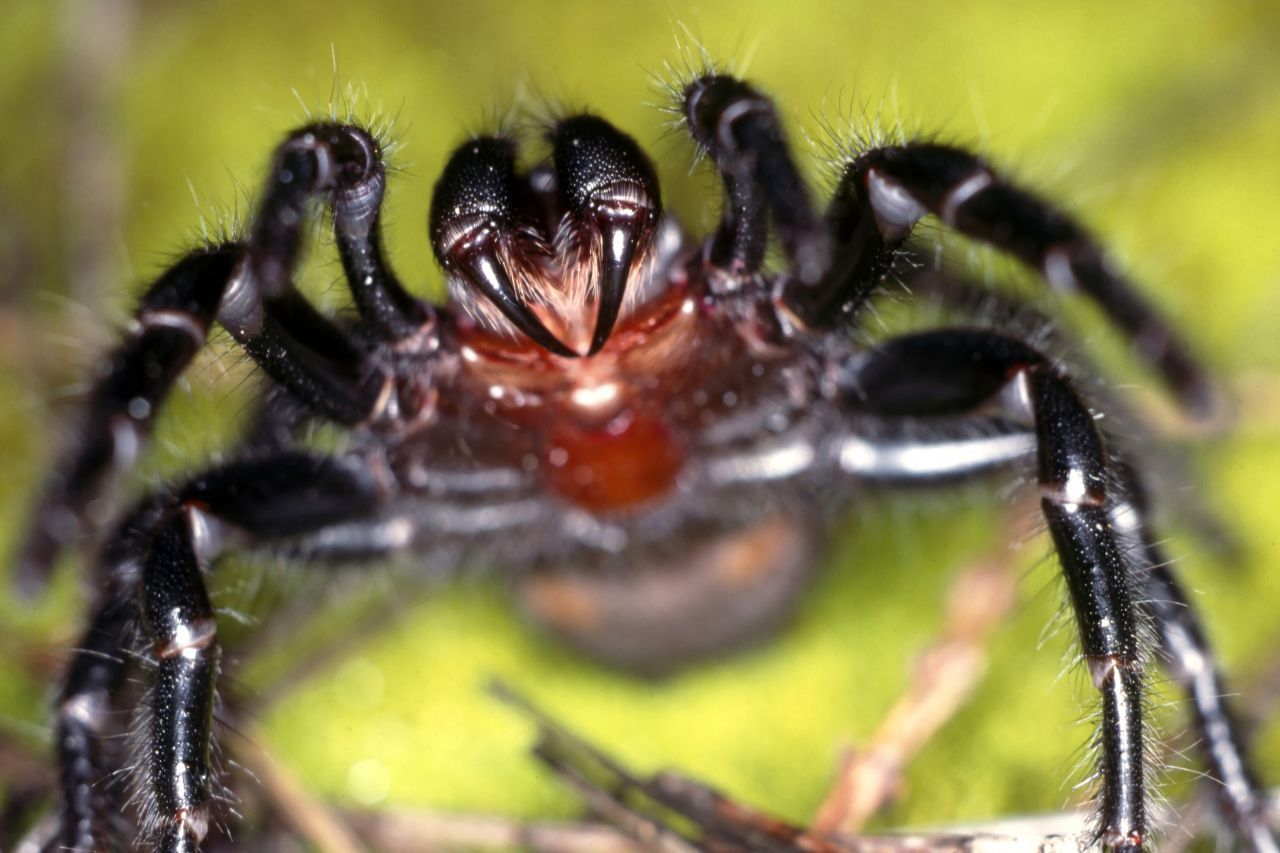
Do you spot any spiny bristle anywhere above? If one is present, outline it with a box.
[447,210,663,353]
[289,70,406,169]
[647,25,721,135]
[552,210,662,350]
[808,92,917,190]
[183,177,250,250]
[471,101,524,143]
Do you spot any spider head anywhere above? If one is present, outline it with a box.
[430,117,663,358]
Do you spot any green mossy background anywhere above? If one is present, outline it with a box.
[2,0,1279,844]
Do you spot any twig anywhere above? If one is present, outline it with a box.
[230,722,366,853]
[342,807,652,853]
[493,680,1089,852]
[813,508,1025,835]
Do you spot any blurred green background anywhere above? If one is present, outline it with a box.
[2,0,1279,846]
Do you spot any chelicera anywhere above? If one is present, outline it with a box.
[15,69,1275,852]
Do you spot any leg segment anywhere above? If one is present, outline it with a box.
[835,420,1036,482]
[140,510,220,852]
[1145,560,1277,851]
[833,334,1274,849]
[682,74,830,285]
[55,593,133,851]
[247,123,426,341]
[1111,471,1277,852]
[862,267,1238,552]
[16,124,407,594]
[318,126,433,342]
[812,144,1214,417]
[16,249,232,594]
[53,452,384,852]
[839,329,1147,850]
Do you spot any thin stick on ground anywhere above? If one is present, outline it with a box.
[229,721,367,853]
[812,506,1027,836]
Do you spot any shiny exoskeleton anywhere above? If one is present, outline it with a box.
[16,72,1276,851]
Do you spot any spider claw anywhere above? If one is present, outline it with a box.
[430,136,578,358]
[588,205,646,355]
[552,115,661,355]
[460,241,578,358]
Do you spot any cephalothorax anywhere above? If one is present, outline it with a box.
[16,70,1275,851]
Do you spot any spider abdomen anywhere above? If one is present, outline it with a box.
[516,513,820,674]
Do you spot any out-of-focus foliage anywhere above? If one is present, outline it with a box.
[1,0,1278,839]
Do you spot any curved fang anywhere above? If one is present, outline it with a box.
[551,115,661,357]
[466,246,578,358]
[430,135,578,358]
[589,205,646,355]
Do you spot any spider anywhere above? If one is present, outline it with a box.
[12,66,1276,852]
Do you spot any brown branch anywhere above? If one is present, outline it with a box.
[229,722,367,853]
[812,508,1026,835]
[343,807,654,853]
[491,680,1093,853]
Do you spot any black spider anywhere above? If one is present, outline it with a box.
[13,69,1275,852]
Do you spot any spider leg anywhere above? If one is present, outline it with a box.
[892,268,1238,553]
[1111,469,1277,852]
[836,329,1276,850]
[681,74,831,285]
[834,419,1036,483]
[809,143,1215,417]
[838,329,1148,851]
[318,125,432,342]
[15,124,409,595]
[53,452,384,852]
[54,592,133,851]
